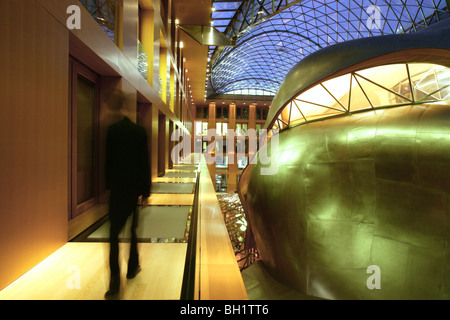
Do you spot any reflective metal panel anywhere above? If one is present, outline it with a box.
[178,25,236,46]
[239,103,450,299]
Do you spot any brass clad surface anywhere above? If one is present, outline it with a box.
[178,25,236,47]
[239,103,450,299]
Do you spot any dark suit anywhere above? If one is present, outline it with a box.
[105,116,150,288]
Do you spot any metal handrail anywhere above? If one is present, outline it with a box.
[180,168,201,300]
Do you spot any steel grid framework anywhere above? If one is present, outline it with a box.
[210,0,449,96]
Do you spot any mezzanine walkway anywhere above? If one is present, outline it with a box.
[0,164,198,300]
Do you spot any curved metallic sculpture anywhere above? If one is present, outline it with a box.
[239,20,450,299]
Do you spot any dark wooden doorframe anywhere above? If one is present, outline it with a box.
[168,120,174,169]
[137,102,152,181]
[69,57,100,220]
[158,112,166,177]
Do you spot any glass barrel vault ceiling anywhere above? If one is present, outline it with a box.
[209,0,449,97]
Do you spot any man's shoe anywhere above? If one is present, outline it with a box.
[104,287,120,300]
[105,273,120,299]
[126,265,141,279]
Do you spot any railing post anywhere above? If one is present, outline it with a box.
[180,168,200,300]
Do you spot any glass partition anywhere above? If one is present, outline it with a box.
[80,0,117,43]
[215,174,228,192]
[272,63,450,131]
[138,40,148,80]
[215,155,228,169]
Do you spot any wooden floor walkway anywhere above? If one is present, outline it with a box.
[0,164,198,300]
[0,242,187,300]
[0,160,248,300]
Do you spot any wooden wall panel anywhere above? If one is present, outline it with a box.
[165,117,170,170]
[151,105,160,181]
[0,0,69,290]
[158,112,166,176]
[67,76,124,240]
[0,0,192,291]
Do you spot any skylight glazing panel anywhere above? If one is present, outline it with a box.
[211,0,448,96]
[214,1,242,11]
[216,26,228,32]
[213,11,237,19]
